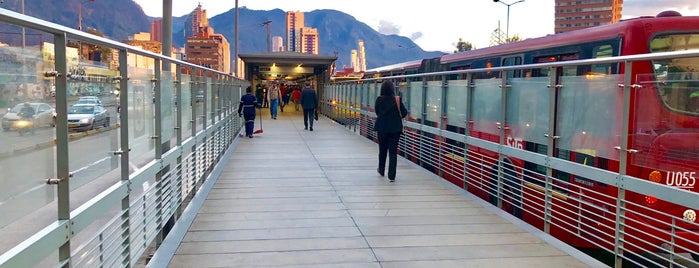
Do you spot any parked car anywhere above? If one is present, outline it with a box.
[2,102,56,131]
[67,103,110,131]
[76,96,102,105]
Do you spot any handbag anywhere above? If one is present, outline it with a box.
[395,96,406,132]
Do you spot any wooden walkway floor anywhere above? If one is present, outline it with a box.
[147,108,606,268]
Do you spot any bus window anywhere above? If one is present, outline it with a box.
[590,44,616,75]
[502,56,523,79]
[650,33,699,115]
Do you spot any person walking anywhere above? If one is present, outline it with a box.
[300,82,317,131]
[280,84,289,112]
[268,84,282,119]
[238,86,257,138]
[373,81,407,182]
[291,87,301,111]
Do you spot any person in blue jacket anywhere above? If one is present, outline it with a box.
[238,86,257,138]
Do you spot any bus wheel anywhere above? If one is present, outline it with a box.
[692,253,699,262]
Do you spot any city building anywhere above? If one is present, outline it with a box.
[188,4,208,38]
[286,11,304,52]
[183,4,230,73]
[351,50,358,69]
[124,32,161,69]
[272,36,284,52]
[297,27,319,55]
[356,40,366,72]
[186,30,230,73]
[150,19,162,42]
[554,0,623,33]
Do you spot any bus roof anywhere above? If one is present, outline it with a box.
[440,14,699,64]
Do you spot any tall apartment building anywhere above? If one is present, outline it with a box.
[186,30,230,73]
[150,19,162,42]
[351,50,358,69]
[183,4,210,38]
[298,27,319,55]
[554,0,623,33]
[272,36,284,52]
[286,11,304,52]
[356,40,366,72]
[184,4,230,73]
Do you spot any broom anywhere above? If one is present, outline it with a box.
[253,106,264,134]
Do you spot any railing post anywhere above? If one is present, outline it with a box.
[496,73,510,209]
[154,59,163,158]
[176,64,182,146]
[545,66,559,234]
[54,32,71,267]
[614,60,634,268]
[464,72,473,191]
[117,47,132,266]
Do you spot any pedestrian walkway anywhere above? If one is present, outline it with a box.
[148,109,605,267]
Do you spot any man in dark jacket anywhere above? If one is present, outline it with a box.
[238,86,257,138]
[300,81,318,131]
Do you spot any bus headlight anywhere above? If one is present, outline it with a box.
[683,209,696,222]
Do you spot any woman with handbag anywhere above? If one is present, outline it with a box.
[373,81,408,182]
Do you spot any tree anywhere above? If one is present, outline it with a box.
[454,38,474,53]
[505,34,522,44]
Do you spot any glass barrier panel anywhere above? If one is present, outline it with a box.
[557,74,621,161]
[507,77,550,146]
[67,56,120,198]
[633,70,699,186]
[409,81,423,122]
[360,83,368,109]
[0,43,57,237]
[206,76,213,127]
[127,64,156,169]
[181,74,193,140]
[368,82,377,111]
[194,76,204,133]
[446,79,469,129]
[425,81,442,128]
[161,70,175,149]
[471,79,502,138]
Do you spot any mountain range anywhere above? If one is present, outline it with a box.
[0,0,444,70]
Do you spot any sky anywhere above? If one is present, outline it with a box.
[133,0,699,53]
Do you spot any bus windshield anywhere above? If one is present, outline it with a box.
[650,33,699,115]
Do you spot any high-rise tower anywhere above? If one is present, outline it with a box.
[356,40,366,72]
[297,27,319,54]
[286,11,304,52]
[554,0,623,34]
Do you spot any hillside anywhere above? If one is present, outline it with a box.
[0,0,444,69]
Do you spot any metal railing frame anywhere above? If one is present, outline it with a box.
[0,8,249,267]
[323,48,699,267]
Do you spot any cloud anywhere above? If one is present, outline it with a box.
[378,20,400,35]
[623,0,699,17]
[410,32,423,41]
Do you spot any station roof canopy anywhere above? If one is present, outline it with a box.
[239,51,337,81]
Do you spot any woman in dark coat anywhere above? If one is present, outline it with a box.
[373,81,407,181]
[238,86,257,138]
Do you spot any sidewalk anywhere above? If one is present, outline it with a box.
[148,109,605,267]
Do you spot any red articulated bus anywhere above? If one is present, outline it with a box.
[369,11,699,260]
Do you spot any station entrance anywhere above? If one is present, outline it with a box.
[238,51,336,99]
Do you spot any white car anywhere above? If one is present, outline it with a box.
[2,102,56,131]
[76,96,102,105]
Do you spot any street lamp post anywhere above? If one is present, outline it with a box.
[493,0,525,40]
[78,0,95,31]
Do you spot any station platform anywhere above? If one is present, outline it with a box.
[147,107,606,267]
